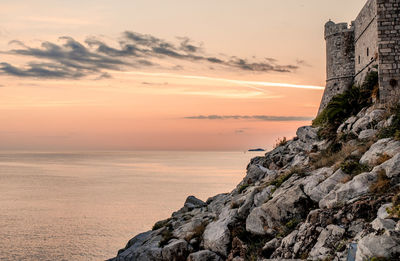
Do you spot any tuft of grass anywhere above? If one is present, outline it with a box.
[376,153,392,165]
[274,137,288,148]
[269,167,306,188]
[387,193,400,219]
[311,141,374,171]
[370,170,391,195]
[368,257,390,261]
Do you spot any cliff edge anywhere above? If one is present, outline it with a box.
[108,75,400,260]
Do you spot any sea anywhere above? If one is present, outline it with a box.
[0,150,264,261]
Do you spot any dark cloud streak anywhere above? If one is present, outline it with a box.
[1,31,302,79]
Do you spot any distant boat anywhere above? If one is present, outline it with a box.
[248,148,265,152]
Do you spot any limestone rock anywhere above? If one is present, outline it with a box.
[309,225,345,260]
[254,185,276,207]
[187,250,223,261]
[358,129,377,140]
[111,231,163,261]
[262,238,280,256]
[203,207,237,257]
[246,184,313,235]
[360,138,400,166]
[373,153,400,178]
[319,171,377,209]
[377,203,393,219]
[371,218,396,231]
[161,239,189,261]
[303,168,349,203]
[356,233,400,261]
[184,196,206,210]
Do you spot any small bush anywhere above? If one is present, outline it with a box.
[238,184,249,194]
[152,218,170,231]
[387,193,400,218]
[340,160,370,176]
[370,170,391,195]
[313,71,378,140]
[276,218,301,238]
[274,137,288,148]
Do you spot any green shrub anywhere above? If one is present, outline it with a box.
[313,71,378,140]
[238,184,250,194]
[340,159,370,176]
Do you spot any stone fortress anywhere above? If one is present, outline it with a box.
[319,0,400,113]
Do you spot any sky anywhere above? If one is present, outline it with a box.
[0,0,367,151]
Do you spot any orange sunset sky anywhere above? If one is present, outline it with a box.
[0,0,367,150]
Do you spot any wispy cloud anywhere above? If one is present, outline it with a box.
[1,31,302,79]
[184,115,314,121]
[119,71,325,90]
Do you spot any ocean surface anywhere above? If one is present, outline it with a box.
[0,151,264,261]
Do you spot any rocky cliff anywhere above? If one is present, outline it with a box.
[108,99,400,260]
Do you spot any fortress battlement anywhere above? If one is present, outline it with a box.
[319,0,400,113]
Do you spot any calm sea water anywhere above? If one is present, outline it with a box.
[0,151,263,261]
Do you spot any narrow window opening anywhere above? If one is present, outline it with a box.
[358,56,361,64]
[367,48,369,57]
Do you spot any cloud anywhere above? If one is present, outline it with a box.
[1,31,302,79]
[184,115,313,121]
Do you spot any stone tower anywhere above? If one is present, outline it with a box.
[318,21,355,114]
[318,0,400,114]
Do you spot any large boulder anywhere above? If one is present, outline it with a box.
[202,207,237,257]
[372,153,400,178]
[319,171,378,209]
[246,184,313,235]
[356,232,400,261]
[358,129,377,140]
[184,196,207,210]
[371,218,397,231]
[110,231,163,261]
[161,239,190,261]
[306,169,350,203]
[360,138,400,166]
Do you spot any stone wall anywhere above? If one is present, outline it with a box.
[377,0,400,102]
[319,22,355,113]
[354,0,379,84]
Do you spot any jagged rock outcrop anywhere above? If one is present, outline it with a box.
[109,103,400,261]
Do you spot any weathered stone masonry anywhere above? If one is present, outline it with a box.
[319,0,400,113]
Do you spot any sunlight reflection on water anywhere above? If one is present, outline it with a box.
[0,151,263,260]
